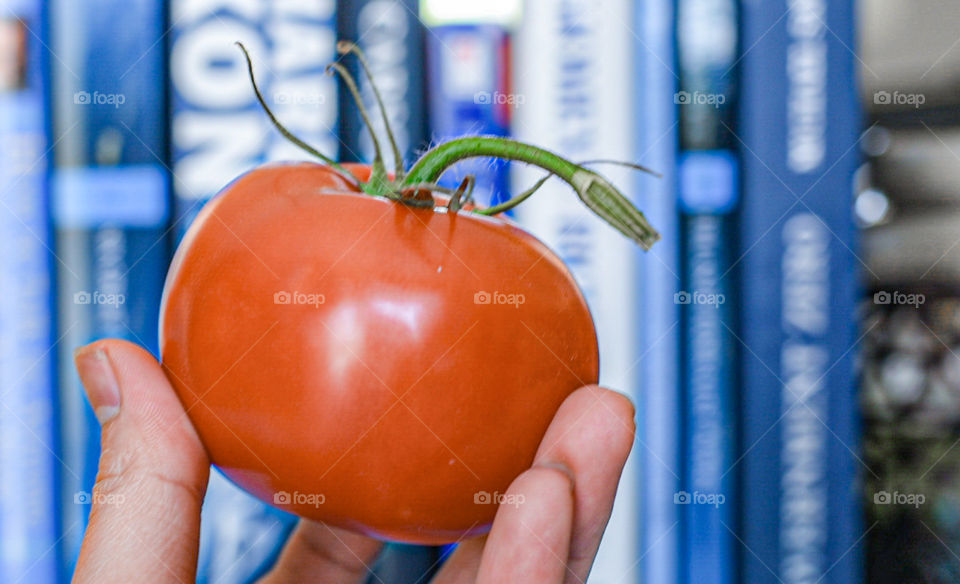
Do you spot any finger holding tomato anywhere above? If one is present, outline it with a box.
[72,339,635,583]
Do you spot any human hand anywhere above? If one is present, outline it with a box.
[72,339,635,583]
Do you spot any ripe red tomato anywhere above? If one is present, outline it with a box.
[160,161,599,544]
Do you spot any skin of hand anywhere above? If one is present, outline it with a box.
[72,339,635,584]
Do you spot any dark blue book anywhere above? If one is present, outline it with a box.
[675,0,739,582]
[48,0,170,574]
[425,23,511,208]
[338,5,442,578]
[0,1,61,582]
[737,0,862,582]
[337,0,428,169]
[366,544,443,584]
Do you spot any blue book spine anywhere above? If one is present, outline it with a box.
[677,156,737,584]
[169,4,337,582]
[635,0,681,581]
[426,24,511,208]
[738,0,862,582]
[675,0,739,582]
[48,0,170,575]
[170,0,340,233]
[337,0,428,168]
[337,7,438,576]
[0,1,61,582]
[513,0,642,579]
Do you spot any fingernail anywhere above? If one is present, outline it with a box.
[74,345,121,424]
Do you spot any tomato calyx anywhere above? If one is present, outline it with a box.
[236,42,661,249]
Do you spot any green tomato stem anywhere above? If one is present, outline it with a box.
[403,136,661,249]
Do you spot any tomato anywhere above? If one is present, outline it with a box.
[159,161,599,544]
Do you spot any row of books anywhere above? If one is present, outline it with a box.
[0,0,863,582]
[516,0,863,582]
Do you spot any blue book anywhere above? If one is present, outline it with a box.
[48,0,170,575]
[675,0,739,582]
[513,0,645,579]
[737,0,862,582]
[169,4,337,582]
[337,0,428,169]
[366,545,443,584]
[0,2,60,582]
[426,24,511,208]
[170,1,340,234]
[635,0,681,581]
[339,6,443,579]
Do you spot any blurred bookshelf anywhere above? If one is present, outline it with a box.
[3,0,960,582]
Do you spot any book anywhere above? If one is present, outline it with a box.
[513,0,648,581]
[366,545,443,584]
[169,3,339,582]
[675,0,739,581]
[47,0,170,574]
[634,0,682,582]
[337,3,445,580]
[170,0,341,233]
[337,0,428,169]
[736,0,862,582]
[0,1,61,581]
[425,23,512,208]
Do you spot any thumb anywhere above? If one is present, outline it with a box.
[72,339,210,584]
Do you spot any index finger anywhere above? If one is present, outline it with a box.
[73,340,211,583]
[531,385,636,583]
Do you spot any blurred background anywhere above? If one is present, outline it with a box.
[1,0,957,582]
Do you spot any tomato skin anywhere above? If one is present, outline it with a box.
[160,162,599,544]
